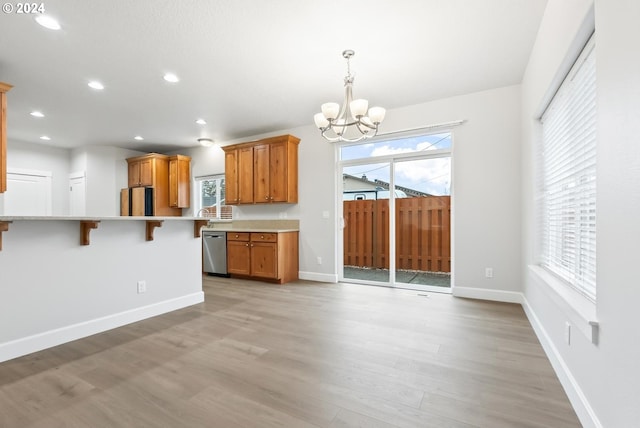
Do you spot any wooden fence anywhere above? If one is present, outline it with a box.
[343,196,451,273]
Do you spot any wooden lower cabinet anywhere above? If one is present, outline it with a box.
[227,233,251,275]
[227,231,298,284]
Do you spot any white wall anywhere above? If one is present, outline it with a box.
[1,142,144,216]
[390,86,523,299]
[183,86,523,290]
[72,146,145,216]
[521,1,640,426]
[1,140,70,215]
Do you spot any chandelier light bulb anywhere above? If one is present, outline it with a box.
[321,103,340,120]
[350,99,369,117]
[314,113,329,128]
[368,106,386,124]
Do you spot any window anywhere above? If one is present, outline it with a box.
[539,34,596,301]
[340,133,452,161]
[194,174,231,219]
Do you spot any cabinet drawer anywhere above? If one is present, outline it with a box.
[227,232,250,242]
[250,232,277,243]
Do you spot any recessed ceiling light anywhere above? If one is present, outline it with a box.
[198,138,214,147]
[88,81,104,90]
[30,111,45,118]
[195,119,207,125]
[35,15,61,30]
[163,73,179,83]
[40,136,51,141]
[134,136,144,141]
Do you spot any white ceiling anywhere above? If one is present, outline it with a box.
[0,0,548,152]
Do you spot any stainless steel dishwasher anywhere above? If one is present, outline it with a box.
[202,231,229,276]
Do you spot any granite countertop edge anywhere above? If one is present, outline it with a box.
[203,227,299,233]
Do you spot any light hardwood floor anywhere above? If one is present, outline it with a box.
[0,277,581,427]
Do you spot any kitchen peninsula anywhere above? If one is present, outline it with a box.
[0,215,207,363]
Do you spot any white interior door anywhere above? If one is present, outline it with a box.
[4,169,53,216]
[69,172,86,216]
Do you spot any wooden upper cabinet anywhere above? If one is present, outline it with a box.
[128,157,153,187]
[224,149,239,204]
[253,143,270,203]
[222,134,299,205]
[125,153,189,216]
[0,82,13,194]
[225,146,254,205]
[268,139,297,203]
[238,147,254,204]
[168,155,191,208]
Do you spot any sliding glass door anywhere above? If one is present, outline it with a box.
[342,162,391,284]
[339,133,452,292]
[393,156,451,289]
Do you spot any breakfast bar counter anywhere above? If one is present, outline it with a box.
[0,215,204,363]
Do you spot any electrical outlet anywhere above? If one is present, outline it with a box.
[565,322,571,345]
[317,256,322,265]
[485,268,493,278]
[137,280,146,294]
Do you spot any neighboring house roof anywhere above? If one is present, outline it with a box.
[342,173,433,197]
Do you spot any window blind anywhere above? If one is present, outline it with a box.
[539,35,597,301]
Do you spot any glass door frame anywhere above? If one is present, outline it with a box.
[337,145,453,293]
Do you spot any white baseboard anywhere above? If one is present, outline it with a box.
[453,286,601,427]
[521,297,602,428]
[453,286,523,303]
[0,292,204,363]
[298,271,338,283]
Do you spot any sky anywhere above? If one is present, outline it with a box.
[341,133,452,196]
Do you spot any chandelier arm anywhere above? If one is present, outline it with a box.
[320,128,345,143]
[321,122,380,143]
[356,121,377,130]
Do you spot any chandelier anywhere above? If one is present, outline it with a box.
[314,50,386,143]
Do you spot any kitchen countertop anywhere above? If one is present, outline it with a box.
[205,227,299,233]
[203,219,299,233]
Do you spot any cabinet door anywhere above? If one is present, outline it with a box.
[250,241,278,278]
[130,187,146,216]
[128,159,153,187]
[227,240,251,275]
[238,146,254,204]
[169,159,178,207]
[169,157,190,208]
[138,159,153,186]
[224,149,239,205]
[253,144,270,203]
[128,161,139,187]
[268,141,289,202]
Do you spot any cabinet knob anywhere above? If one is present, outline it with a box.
[235,234,239,238]
[260,235,264,239]
[246,243,249,247]
[265,196,269,200]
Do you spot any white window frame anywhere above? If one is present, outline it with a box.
[194,174,228,219]
[538,34,596,304]
[337,131,454,294]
